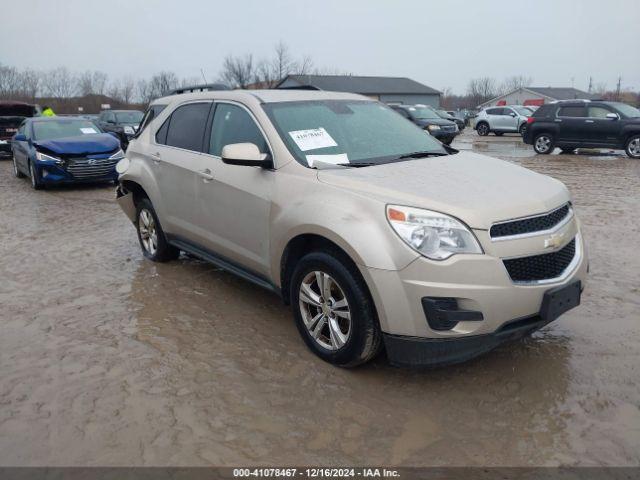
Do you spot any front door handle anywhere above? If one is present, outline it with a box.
[198,169,214,181]
[150,151,162,164]
[585,119,594,123]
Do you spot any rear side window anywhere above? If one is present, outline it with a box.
[164,103,211,151]
[208,103,269,156]
[532,105,554,117]
[486,108,503,115]
[558,106,586,117]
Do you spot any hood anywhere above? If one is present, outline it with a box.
[414,118,455,127]
[33,133,120,155]
[317,151,570,230]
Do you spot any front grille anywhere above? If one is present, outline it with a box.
[67,156,118,179]
[491,204,570,239]
[503,238,576,283]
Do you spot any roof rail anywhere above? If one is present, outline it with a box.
[164,83,230,96]
[550,98,593,104]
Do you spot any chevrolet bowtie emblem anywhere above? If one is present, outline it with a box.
[544,232,565,249]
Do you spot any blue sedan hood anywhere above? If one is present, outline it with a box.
[34,133,119,155]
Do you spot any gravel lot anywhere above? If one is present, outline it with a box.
[1,130,639,466]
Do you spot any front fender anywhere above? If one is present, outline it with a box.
[269,189,419,286]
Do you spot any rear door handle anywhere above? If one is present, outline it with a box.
[150,152,161,164]
[554,119,562,122]
[198,169,214,181]
[585,120,594,123]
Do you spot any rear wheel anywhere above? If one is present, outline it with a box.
[625,135,640,159]
[290,251,382,367]
[476,122,490,136]
[533,133,555,154]
[13,155,25,178]
[135,198,180,262]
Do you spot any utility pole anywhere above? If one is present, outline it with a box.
[588,76,593,93]
[615,76,622,101]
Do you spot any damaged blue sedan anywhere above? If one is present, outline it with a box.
[11,117,124,189]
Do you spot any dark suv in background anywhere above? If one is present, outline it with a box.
[523,100,640,158]
[0,101,39,157]
[390,104,459,145]
[97,109,144,149]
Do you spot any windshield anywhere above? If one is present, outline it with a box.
[115,111,143,124]
[263,100,447,168]
[405,106,441,120]
[611,103,640,118]
[513,107,533,116]
[33,120,102,140]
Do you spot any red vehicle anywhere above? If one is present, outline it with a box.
[0,101,39,157]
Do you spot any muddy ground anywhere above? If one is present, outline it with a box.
[0,130,639,466]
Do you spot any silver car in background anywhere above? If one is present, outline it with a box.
[475,105,534,136]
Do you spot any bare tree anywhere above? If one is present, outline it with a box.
[500,75,533,94]
[467,77,498,106]
[119,76,136,104]
[136,78,154,105]
[0,64,21,98]
[20,68,41,100]
[42,67,78,99]
[77,70,108,96]
[148,71,179,98]
[219,54,256,89]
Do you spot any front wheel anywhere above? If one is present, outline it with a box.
[625,135,640,159]
[29,161,43,189]
[135,198,180,262]
[13,155,25,178]
[519,124,527,136]
[476,123,490,136]
[533,133,555,154]
[290,251,382,367]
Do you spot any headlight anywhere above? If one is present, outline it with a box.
[115,157,130,174]
[427,125,441,131]
[386,205,483,260]
[109,149,125,160]
[35,151,63,164]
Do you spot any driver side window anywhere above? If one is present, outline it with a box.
[208,103,268,157]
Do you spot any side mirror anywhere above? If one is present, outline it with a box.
[221,143,272,168]
[606,113,619,120]
[509,112,517,117]
[13,133,27,142]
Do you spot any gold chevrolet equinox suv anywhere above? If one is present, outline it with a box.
[116,89,588,368]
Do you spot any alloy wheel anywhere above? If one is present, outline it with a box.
[298,270,351,351]
[138,208,158,255]
[535,135,552,153]
[629,138,640,157]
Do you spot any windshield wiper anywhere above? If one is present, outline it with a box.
[395,150,449,160]
[336,162,378,168]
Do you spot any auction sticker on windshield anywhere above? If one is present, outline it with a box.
[289,128,337,151]
[80,127,98,134]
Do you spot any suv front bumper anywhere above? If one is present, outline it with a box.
[362,233,588,367]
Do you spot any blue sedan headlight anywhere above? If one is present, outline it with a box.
[35,151,63,165]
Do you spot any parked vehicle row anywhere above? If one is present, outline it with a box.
[114,89,587,368]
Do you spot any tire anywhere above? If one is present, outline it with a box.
[625,134,640,159]
[533,133,555,154]
[495,132,504,136]
[519,124,527,136]
[476,122,490,136]
[290,250,382,368]
[29,161,43,189]
[442,138,453,146]
[13,155,25,178]
[135,198,180,262]
[560,147,576,154]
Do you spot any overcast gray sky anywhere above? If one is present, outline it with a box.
[2,0,639,94]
